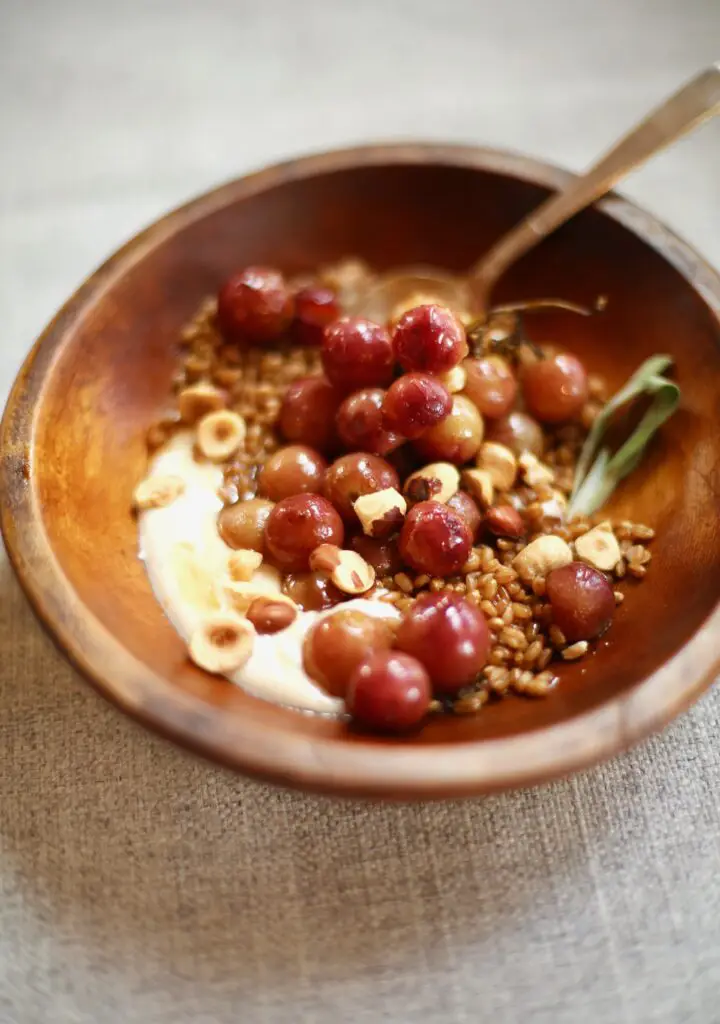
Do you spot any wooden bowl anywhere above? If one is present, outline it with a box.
[2,144,719,799]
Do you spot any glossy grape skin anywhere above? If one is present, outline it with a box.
[217,266,294,344]
[446,490,482,540]
[264,494,344,572]
[322,317,395,392]
[485,410,544,457]
[281,571,344,611]
[399,501,472,577]
[413,394,484,464]
[218,497,274,551]
[382,373,452,440]
[336,388,401,456]
[279,375,341,453]
[462,355,518,419]
[393,304,468,374]
[347,652,431,732]
[292,285,340,346]
[395,591,491,694]
[302,610,395,698]
[546,561,615,642]
[350,535,404,576]
[323,452,400,523]
[521,353,589,424]
[257,445,327,501]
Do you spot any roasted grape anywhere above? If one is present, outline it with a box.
[462,355,517,419]
[350,535,404,576]
[485,410,543,457]
[521,353,589,424]
[279,375,341,453]
[258,445,327,501]
[292,285,340,346]
[393,304,467,374]
[446,490,482,540]
[322,317,395,392]
[395,591,491,693]
[323,452,400,522]
[217,266,293,344]
[264,494,344,572]
[413,394,483,464]
[347,651,431,731]
[336,388,401,455]
[218,497,274,551]
[382,373,452,440]
[281,571,343,611]
[303,610,395,697]
[546,561,615,641]
[399,501,472,577]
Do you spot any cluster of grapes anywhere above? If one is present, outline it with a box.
[214,265,612,730]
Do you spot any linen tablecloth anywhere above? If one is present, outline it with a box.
[2,2,719,1021]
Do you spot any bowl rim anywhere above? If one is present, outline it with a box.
[2,141,719,799]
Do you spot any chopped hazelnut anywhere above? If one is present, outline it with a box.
[309,544,376,595]
[518,452,555,489]
[574,525,622,572]
[512,535,573,582]
[227,549,263,582]
[188,613,254,674]
[246,597,298,634]
[196,410,246,462]
[404,463,460,505]
[353,487,408,538]
[133,474,185,511]
[485,505,525,538]
[476,441,517,492]
[178,383,226,423]
[461,468,494,508]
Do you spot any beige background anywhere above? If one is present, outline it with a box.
[2,1,719,1021]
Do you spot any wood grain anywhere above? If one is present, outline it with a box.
[1,143,719,798]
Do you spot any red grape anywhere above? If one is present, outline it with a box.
[282,571,343,611]
[546,561,615,641]
[462,355,517,419]
[264,493,344,571]
[446,490,482,540]
[382,373,452,440]
[303,610,395,698]
[336,388,402,455]
[292,285,340,346]
[347,651,431,731]
[395,591,490,693]
[521,353,589,424]
[485,410,543,457]
[323,452,399,522]
[413,394,483,464]
[350,535,404,576]
[399,501,472,577]
[258,445,327,501]
[322,317,395,392]
[217,266,293,344]
[218,497,274,551]
[393,304,468,374]
[279,375,341,453]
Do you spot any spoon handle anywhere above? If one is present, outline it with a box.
[471,63,720,302]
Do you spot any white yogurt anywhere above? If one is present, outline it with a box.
[138,433,398,714]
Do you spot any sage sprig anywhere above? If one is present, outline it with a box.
[567,355,680,518]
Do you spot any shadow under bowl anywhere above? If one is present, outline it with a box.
[2,143,719,798]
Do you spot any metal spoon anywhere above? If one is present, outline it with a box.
[354,63,720,322]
